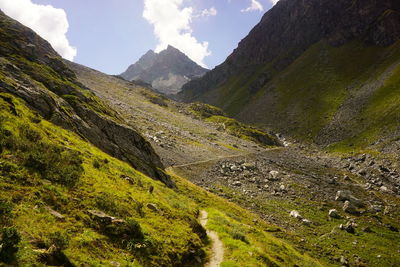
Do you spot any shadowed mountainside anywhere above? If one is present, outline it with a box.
[179,0,400,153]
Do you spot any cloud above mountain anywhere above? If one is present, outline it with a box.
[143,0,211,67]
[241,0,264,12]
[0,0,77,61]
[240,0,279,13]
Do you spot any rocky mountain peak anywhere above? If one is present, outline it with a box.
[120,45,208,95]
[166,44,179,52]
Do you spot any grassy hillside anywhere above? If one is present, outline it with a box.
[0,10,171,185]
[0,93,320,266]
[190,40,400,153]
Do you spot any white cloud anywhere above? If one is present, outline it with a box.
[200,7,217,17]
[241,0,264,12]
[0,0,77,61]
[143,0,211,67]
[269,0,279,5]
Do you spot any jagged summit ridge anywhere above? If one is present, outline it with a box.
[120,45,208,95]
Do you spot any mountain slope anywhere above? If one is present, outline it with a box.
[69,50,400,267]
[0,10,322,267]
[68,61,280,167]
[121,45,208,95]
[0,92,323,266]
[0,10,172,186]
[180,0,400,151]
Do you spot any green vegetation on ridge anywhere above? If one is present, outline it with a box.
[188,102,280,147]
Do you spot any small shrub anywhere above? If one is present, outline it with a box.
[92,159,101,169]
[0,120,84,187]
[0,161,26,184]
[0,199,13,224]
[46,231,69,250]
[95,193,131,217]
[125,219,144,240]
[0,227,21,263]
[135,201,144,217]
[189,102,225,119]
[0,128,16,151]
[126,235,157,257]
[105,218,144,240]
[230,229,249,244]
[95,194,118,215]
[24,143,84,187]
[141,91,168,107]
[19,125,42,142]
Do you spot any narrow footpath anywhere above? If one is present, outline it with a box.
[199,210,224,267]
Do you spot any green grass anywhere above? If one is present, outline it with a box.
[205,115,279,147]
[327,49,400,153]
[170,170,322,267]
[202,39,400,152]
[205,209,319,267]
[273,41,396,139]
[187,102,280,147]
[0,93,321,266]
[0,93,202,266]
[208,180,400,267]
[216,64,276,116]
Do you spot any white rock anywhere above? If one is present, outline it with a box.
[269,170,280,180]
[232,181,242,186]
[380,186,389,192]
[290,210,303,220]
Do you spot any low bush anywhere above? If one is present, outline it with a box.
[0,199,13,224]
[0,227,21,263]
[24,144,84,187]
[46,231,70,251]
[141,90,168,107]
[188,102,225,119]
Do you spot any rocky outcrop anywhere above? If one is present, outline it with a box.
[121,45,208,95]
[0,10,174,187]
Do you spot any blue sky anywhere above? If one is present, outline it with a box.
[0,0,276,74]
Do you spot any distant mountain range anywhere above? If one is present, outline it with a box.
[120,45,208,95]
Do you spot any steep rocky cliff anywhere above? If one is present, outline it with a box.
[121,45,208,95]
[180,0,400,150]
[0,10,173,187]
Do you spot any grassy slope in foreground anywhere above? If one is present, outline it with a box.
[0,93,320,266]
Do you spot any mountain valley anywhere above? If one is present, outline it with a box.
[0,0,400,266]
